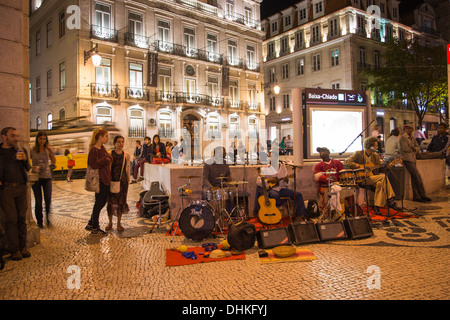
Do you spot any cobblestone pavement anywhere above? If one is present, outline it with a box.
[0,179,449,301]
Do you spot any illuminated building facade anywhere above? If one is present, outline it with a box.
[261,0,446,143]
[29,0,265,154]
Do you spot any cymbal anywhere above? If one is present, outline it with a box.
[180,175,200,179]
[226,180,248,185]
[215,176,229,180]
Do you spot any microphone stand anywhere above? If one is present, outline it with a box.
[339,119,375,219]
[285,162,303,221]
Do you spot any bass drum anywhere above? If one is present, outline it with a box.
[179,201,216,241]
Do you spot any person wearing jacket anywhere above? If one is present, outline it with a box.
[85,128,113,234]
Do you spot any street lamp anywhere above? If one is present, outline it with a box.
[273,84,280,95]
[84,44,101,67]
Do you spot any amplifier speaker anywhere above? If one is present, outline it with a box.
[288,221,320,245]
[256,227,291,249]
[316,221,348,241]
[343,216,374,239]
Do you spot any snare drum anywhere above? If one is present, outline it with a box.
[338,169,354,185]
[179,201,216,241]
[353,168,366,183]
[206,188,231,201]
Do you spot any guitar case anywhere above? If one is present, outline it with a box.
[227,221,256,251]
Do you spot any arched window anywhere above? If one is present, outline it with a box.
[47,113,53,130]
[36,116,41,130]
[158,110,172,138]
[248,116,258,139]
[59,108,65,120]
[207,113,220,139]
[96,105,112,124]
[229,115,240,138]
[129,107,145,137]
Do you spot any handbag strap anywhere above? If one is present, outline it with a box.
[118,152,126,180]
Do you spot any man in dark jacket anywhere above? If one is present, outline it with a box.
[0,127,32,261]
[131,136,151,183]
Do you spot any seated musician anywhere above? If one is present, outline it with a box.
[202,146,233,213]
[202,146,232,197]
[344,137,401,214]
[313,147,345,211]
[313,147,345,192]
[253,163,307,220]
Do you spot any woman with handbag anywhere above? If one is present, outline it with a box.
[106,135,130,231]
[64,149,74,182]
[85,128,112,234]
[31,131,56,228]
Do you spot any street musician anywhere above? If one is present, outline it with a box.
[344,137,401,214]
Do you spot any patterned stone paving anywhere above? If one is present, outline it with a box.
[0,179,449,301]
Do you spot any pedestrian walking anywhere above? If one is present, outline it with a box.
[31,131,56,228]
[285,135,293,155]
[0,127,32,261]
[85,128,112,234]
[65,149,74,182]
[106,136,130,231]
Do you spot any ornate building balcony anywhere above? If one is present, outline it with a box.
[154,40,223,64]
[90,25,118,43]
[90,83,120,99]
[124,33,151,49]
[125,87,150,101]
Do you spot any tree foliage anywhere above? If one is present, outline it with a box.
[364,38,447,125]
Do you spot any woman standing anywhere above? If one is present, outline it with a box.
[64,149,74,182]
[31,131,56,228]
[106,136,130,231]
[85,128,112,234]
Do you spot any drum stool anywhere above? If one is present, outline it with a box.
[148,194,170,233]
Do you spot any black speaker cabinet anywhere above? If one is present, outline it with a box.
[256,227,291,249]
[344,216,374,239]
[316,221,348,241]
[288,221,320,245]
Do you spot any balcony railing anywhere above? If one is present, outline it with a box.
[158,128,174,139]
[224,11,260,30]
[90,25,118,43]
[226,99,244,110]
[125,87,150,101]
[245,102,261,112]
[155,91,224,107]
[225,56,243,68]
[154,40,223,64]
[244,61,260,72]
[124,33,151,49]
[90,83,120,99]
[128,126,146,138]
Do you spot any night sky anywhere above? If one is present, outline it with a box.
[260,0,301,19]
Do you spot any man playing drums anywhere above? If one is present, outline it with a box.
[313,147,345,192]
[344,137,401,214]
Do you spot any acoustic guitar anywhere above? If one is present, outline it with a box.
[363,158,403,177]
[257,170,282,225]
[267,173,295,190]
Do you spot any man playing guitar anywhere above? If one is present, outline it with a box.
[344,137,401,214]
[253,162,307,222]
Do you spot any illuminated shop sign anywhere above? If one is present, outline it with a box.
[305,88,367,106]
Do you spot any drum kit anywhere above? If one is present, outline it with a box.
[169,175,248,242]
[318,168,364,222]
[339,168,367,185]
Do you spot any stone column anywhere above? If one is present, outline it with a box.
[0,0,40,247]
